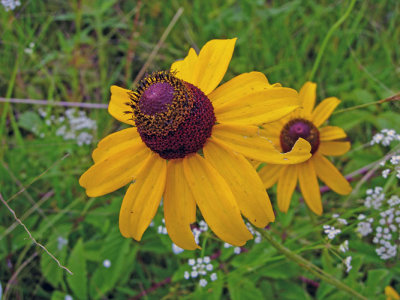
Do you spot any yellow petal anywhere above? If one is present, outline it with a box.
[164,159,199,250]
[211,124,312,164]
[298,160,322,215]
[299,81,317,116]
[260,121,284,139]
[203,139,275,227]
[319,126,347,141]
[258,164,284,189]
[208,72,271,109]
[277,165,298,213]
[170,48,198,84]
[108,86,135,125]
[79,143,152,197]
[191,38,237,95]
[385,286,400,300]
[318,141,351,156]
[92,127,141,163]
[313,152,352,195]
[215,87,300,125]
[119,153,167,240]
[183,154,253,246]
[311,97,340,127]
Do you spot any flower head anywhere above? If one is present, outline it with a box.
[258,82,352,215]
[80,39,311,249]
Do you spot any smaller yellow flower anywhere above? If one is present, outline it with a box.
[258,81,352,215]
[386,286,400,300]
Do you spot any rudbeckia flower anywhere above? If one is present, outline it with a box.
[258,81,352,215]
[79,38,311,249]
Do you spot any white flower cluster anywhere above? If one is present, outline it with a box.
[356,214,374,236]
[359,190,400,260]
[339,240,349,253]
[39,108,97,146]
[370,129,400,146]
[184,257,217,287]
[1,0,21,11]
[332,213,348,225]
[364,187,385,209]
[24,42,35,55]
[380,155,400,179]
[323,225,341,240]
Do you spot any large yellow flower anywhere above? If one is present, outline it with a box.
[258,81,352,215]
[79,39,311,250]
[385,286,400,300]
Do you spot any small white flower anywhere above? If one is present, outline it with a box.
[188,259,195,266]
[103,259,111,268]
[199,279,208,287]
[65,295,73,300]
[206,264,213,271]
[234,247,241,254]
[172,243,184,255]
[323,225,341,239]
[344,256,352,273]
[339,240,349,253]
[210,273,218,281]
[203,256,210,264]
[184,271,190,280]
[382,169,391,178]
[191,271,198,278]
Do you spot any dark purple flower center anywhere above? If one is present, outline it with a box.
[126,71,216,159]
[139,82,175,115]
[280,118,320,154]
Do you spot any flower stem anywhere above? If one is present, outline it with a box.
[309,0,357,82]
[333,93,400,115]
[257,229,367,300]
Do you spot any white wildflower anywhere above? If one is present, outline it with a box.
[103,259,111,268]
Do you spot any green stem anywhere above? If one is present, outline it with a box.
[309,0,357,81]
[333,93,400,115]
[258,229,367,300]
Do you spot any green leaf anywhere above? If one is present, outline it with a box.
[365,269,390,296]
[67,239,87,300]
[228,274,263,300]
[17,111,43,135]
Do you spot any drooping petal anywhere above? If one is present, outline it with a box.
[119,153,167,240]
[319,126,347,141]
[79,143,152,197]
[215,87,300,125]
[311,97,340,127]
[208,72,271,109]
[277,165,298,213]
[203,139,275,227]
[298,160,322,215]
[108,86,135,125]
[258,164,284,188]
[183,154,253,246]
[170,48,198,85]
[211,124,311,164]
[92,127,142,163]
[164,159,199,250]
[191,38,237,95]
[313,152,352,195]
[299,81,317,116]
[318,141,351,156]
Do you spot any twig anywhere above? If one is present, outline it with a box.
[3,252,38,300]
[0,193,73,275]
[1,190,54,239]
[0,97,107,109]
[132,7,184,87]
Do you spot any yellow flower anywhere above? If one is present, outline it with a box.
[386,286,400,300]
[258,81,352,215]
[79,39,311,249]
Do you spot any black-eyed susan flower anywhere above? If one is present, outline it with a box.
[79,39,312,250]
[258,81,352,215]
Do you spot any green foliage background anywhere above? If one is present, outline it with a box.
[0,0,399,299]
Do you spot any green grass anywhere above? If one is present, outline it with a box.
[1,0,400,299]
